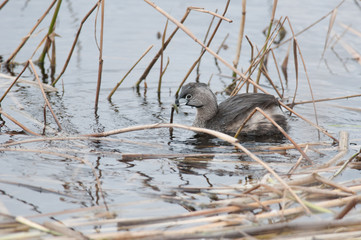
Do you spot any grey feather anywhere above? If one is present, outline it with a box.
[176,82,288,136]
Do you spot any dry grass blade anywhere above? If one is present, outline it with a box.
[288,145,309,175]
[0,108,41,136]
[29,60,62,131]
[145,1,337,143]
[15,216,59,236]
[43,221,86,239]
[52,2,99,86]
[230,18,286,96]
[232,0,247,72]
[195,8,217,80]
[281,42,291,84]
[283,18,320,133]
[254,0,278,92]
[108,45,153,100]
[269,48,285,97]
[340,23,361,38]
[158,20,168,96]
[290,37,299,109]
[84,122,312,215]
[189,7,232,22]
[279,101,338,143]
[260,62,283,98]
[5,0,57,64]
[175,0,231,97]
[289,93,361,106]
[0,61,30,103]
[321,8,338,59]
[236,107,312,164]
[277,0,346,48]
[332,147,360,180]
[94,0,105,112]
[334,196,360,220]
[144,0,248,86]
[318,131,349,169]
[0,73,57,92]
[338,37,361,66]
[38,0,62,65]
[136,9,190,87]
[312,173,355,194]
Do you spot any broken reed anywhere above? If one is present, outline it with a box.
[0,128,359,239]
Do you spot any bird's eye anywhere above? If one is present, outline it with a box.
[185,94,192,100]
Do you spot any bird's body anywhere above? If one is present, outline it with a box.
[176,82,287,136]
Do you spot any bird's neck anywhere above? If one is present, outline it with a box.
[194,98,218,128]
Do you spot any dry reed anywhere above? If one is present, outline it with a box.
[1,1,361,239]
[94,0,105,112]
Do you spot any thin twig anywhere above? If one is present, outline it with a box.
[29,60,62,131]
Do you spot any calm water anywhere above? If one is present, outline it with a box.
[0,0,360,221]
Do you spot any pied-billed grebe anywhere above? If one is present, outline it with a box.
[175,82,287,136]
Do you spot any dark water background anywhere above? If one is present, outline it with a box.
[0,0,360,223]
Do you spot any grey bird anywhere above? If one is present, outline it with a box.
[175,82,287,136]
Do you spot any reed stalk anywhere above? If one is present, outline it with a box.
[52,3,99,86]
[175,0,231,97]
[84,122,311,215]
[146,1,338,143]
[38,0,62,65]
[94,0,105,112]
[29,60,62,131]
[5,0,57,64]
[0,109,41,136]
[108,45,153,100]
[276,0,346,48]
[196,9,216,81]
[0,0,9,9]
[232,0,246,76]
[136,10,191,88]
[158,20,168,96]
[0,62,29,103]
[287,17,320,133]
[254,0,278,93]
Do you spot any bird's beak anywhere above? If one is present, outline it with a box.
[175,97,187,107]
